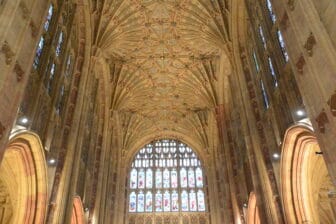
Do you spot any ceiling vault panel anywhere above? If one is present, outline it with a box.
[92,0,231,150]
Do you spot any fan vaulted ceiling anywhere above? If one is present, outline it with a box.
[91,0,231,149]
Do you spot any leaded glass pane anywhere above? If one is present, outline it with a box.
[172,191,179,211]
[189,190,197,211]
[163,169,170,188]
[129,192,137,212]
[155,192,162,212]
[171,170,178,188]
[180,168,188,188]
[181,190,189,211]
[188,169,195,188]
[266,0,276,23]
[277,29,289,62]
[146,192,153,212]
[146,169,153,188]
[163,191,170,211]
[130,169,137,189]
[197,190,206,211]
[138,192,145,212]
[138,169,145,189]
[156,170,162,188]
[196,168,203,188]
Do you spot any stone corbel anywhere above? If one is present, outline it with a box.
[280,12,289,31]
[287,0,295,11]
[304,32,316,56]
[296,54,305,74]
[1,41,14,65]
[29,20,38,38]
[327,91,336,117]
[14,61,24,82]
[19,1,29,20]
[315,109,329,133]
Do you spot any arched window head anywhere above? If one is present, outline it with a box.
[128,139,207,213]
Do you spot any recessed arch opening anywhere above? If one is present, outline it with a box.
[280,125,336,224]
[0,131,48,224]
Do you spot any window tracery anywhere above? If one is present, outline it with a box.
[127,139,208,224]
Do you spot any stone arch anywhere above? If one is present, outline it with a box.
[280,125,336,224]
[246,192,260,224]
[71,196,85,224]
[0,131,48,223]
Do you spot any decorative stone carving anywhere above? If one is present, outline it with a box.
[19,1,29,20]
[315,109,329,133]
[280,12,289,31]
[29,20,38,38]
[1,41,14,65]
[14,61,24,82]
[296,54,305,74]
[327,91,336,117]
[287,0,295,10]
[304,32,316,56]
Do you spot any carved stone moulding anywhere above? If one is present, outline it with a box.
[304,32,316,57]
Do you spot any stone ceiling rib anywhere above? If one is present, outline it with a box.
[93,0,230,148]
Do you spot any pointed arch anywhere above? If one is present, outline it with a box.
[246,192,260,224]
[71,196,85,224]
[280,125,336,224]
[0,131,48,223]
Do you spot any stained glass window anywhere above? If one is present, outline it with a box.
[253,51,260,72]
[44,4,54,31]
[56,31,64,57]
[276,29,289,62]
[33,37,45,68]
[138,169,145,189]
[259,25,267,49]
[268,57,278,87]
[138,192,145,212]
[155,191,162,212]
[145,192,153,212]
[146,169,153,188]
[197,190,206,211]
[266,0,276,23]
[189,190,197,211]
[260,79,270,109]
[163,191,170,211]
[47,63,56,94]
[130,192,137,212]
[196,168,203,188]
[128,139,207,213]
[130,169,137,189]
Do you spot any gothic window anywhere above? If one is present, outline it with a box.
[253,51,260,72]
[259,25,267,49]
[128,139,207,214]
[33,37,45,68]
[267,57,278,87]
[266,0,276,23]
[47,63,56,94]
[260,79,270,109]
[56,31,64,57]
[276,29,289,62]
[56,84,65,114]
[44,4,54,31]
